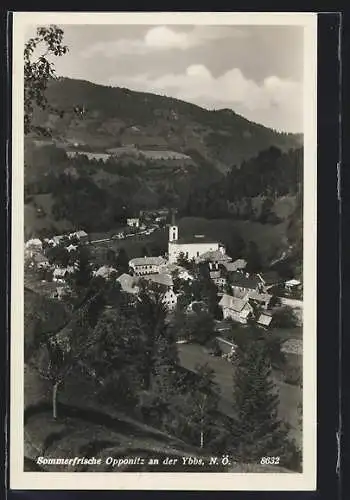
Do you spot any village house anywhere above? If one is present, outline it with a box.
[285,279,302,292]
[129,256,166,276]
[127,217,140,229]
[215,336,238,357]
[52,265,76,283]
[66,244,77,253]
[116,273,140,295]
[72,230,89,243]
[257,271,282,290]
[94,265,118,280]
[28,252,50,270]
[208,262,227,289]
[257,312,273,328]
[248,290,273,310]
[25,238,43,257]
[142,272,178,311]
[229,272,262,296]
[222,259,247,273]
[219,294,253,324]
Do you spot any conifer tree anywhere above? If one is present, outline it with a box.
[230,340,298,467]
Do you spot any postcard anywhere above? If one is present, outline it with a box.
[10,11,317,490]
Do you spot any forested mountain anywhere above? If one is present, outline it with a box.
[29,77,302,173]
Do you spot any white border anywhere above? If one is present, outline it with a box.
[10,11,317,491]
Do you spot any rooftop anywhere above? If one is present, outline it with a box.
[171,235,218,245]
[219,294,251,313]
[249,290,273,303]
[129,256,166,267]
[94,265,118,279]
[223,259,247,272]
[285,279,302,286]
[257,313,273,327]
[142,273,173,288]
[230,272,260,290]
[117,273,139,294]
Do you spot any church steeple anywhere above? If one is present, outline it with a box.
[169,210,178,242]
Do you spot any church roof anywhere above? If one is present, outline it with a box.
[171,235,218,244]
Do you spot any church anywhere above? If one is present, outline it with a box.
[167,222,224,264]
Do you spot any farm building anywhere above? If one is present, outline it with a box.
[219,294,253,324]
[129,256,166,276]
[127,218,140,229]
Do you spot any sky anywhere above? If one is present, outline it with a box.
[27,24,304,133]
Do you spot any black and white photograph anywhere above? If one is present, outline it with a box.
[10,12,317,490]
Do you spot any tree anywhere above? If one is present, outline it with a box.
[65,245,93,302]
[37,293,99,419]
[135,281,170,389]
[88,308,145,407]
[229,341,299,469]
[259,197,275,223]
[175,363,221,449]
[246,241,262,274]
[115,247,130,274]
[273,306,298,328]
[24,25,68,135]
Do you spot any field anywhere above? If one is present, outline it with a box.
[175,217,289,261]
[25,193,74,239]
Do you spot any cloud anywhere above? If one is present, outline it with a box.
[108,64,303,132]
[82,25,246,58]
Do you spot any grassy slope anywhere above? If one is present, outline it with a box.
[177,343,302,448]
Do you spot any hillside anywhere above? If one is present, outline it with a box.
[24,78,303,272]
[30,77,302,173]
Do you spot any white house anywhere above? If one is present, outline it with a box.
[230,272,261,296]
[66,244,78,253]
[219,294,253,324]
[162,289,178,311]
[208,262,227,289]
[72,230,88,242]
[129,256,166,276]
[127,218,140,229]
[142,273,178,311]
[53,268,67,283]
[168,223,222,264]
